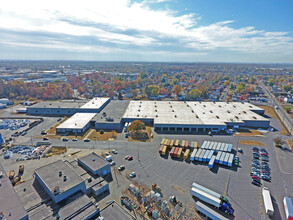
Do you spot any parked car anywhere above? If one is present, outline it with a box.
[261,165,270,169]
[253,155,260,159]
[57,118,62,122]
[62,137,68,141]
[72,138,77,141]
[125,133,128,138]
[129,172,136,178]
[252,159,259,163]
[43,137,49,141]
[112,149,118,154]
[260,148,268,153]
[127,156,133,161]
[250,172,260,178]
[261,161,269,166]
[118,165,125,171]
[252,180,262,186]
[21,131,27,136]
[110,161,116,166]
[261,157,269,162]
[251,168,260,172]
[252,176,260,181]
[125,155,130,160]
[253,147,259,151]
[83,138,90,142]
[252,164,260,169]
[262,175,271,181]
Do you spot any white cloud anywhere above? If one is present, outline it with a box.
[0,0,292,62]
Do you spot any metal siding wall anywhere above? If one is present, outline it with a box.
[35,173,56,202]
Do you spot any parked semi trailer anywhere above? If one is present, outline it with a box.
[209,155,216,169]
[183,149,190,159]
[195,201,229,220]
[283,197,293,220]
[191,187,233,214]
[192,182,232,211]
[262,187,274,216]
[190,149,197,161]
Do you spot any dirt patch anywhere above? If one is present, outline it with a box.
[49,147,67,155]
[234,129,262,136]
[287,139,293,150]
[259,105,279,119]
[128,126,151,142]
[238,140,265,146]
[172,185,186,194]
[259,105,290,135]
[282,105,293,119]
[87,129,117,141]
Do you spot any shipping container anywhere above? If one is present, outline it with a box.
[184,149,190,159]
[185,140,189,148]
[220,143,226,151]
[205,141,211,150]
[173,147,179,157]
[224,144,229,152]
[190,149,197,161]
[219,152,226,164]
[195,149,202,161]
[262,187,274,216]
[216,143,222,152]
[224,153,230,165]
[283,197,293,220]
[203,150,210,162]
[227,144,233,152]
[228,154,234,167]
[212,142,217,150]
[201,141,207,149]
[162,146,167,156]
[170,147,175,157]
[160,138,166,145]
[207,150,214,162]
[190,141,194,150]
[210,142,216,150]
[181,140,185,148]
[215,152,222,164]
[164,139,169,146]
[170,140,174,148]
[159,145,164,154]
[194,141,198,149]
[174,139,180,147]
[177,148,183,158]
[199,149,206,161]
[166,139,171,147]
[208,156,216,169]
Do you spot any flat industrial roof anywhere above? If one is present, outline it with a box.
[56,113,96,129]
[0,163,28,220]
[28,100,88,109]
[34,160,84,194]
[93,100,130,124]
[123,101,268,126]
[80,97,110,109]
[78,152,109,172]
[100,201,135,220]
[57,194,97,220]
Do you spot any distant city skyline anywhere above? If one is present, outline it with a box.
[0,0,292,63]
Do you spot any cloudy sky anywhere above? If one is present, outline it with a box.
[0,0,292,63]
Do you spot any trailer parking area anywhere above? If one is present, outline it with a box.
[107,133,292,220]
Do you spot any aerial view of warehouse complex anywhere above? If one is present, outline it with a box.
[26,98,270,134]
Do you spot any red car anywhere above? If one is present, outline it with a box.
[252,176,260,181]
[260,153,268,157]
[127,156,133,161]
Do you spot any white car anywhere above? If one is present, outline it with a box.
[110,161,116,166]
[112,149,118,154]
[129,172,136,178]
[62,137,68,141]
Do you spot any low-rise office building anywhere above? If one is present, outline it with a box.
[78,152,111,177]
[34,160,86,203]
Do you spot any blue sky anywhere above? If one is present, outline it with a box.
[0,0,292,63]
